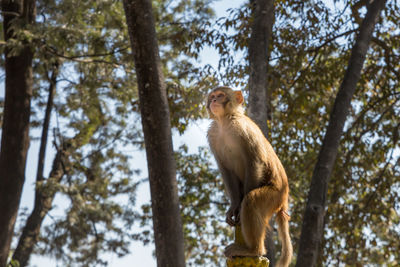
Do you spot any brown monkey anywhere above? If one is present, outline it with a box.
[207,86,292,267]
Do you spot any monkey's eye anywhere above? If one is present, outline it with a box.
[208,92,225,103]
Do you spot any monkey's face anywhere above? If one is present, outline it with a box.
[208,90,228,117]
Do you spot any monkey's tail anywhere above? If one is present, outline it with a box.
[275,209,293,267]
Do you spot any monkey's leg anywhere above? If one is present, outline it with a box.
[225,186,280,258]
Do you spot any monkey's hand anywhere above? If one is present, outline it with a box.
[226,205,240,226]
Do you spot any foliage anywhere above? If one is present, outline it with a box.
[3,0,218,265]
[177,145,229,266]
[1,0,399,266]
[190,0,400,265]
[153,0,220,132]
[138,145,231,267]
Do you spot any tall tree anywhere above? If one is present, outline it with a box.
[123,0,185,266]
[247,0,274,135]
[0,0,36,265]
[12,63,59,267]
[247,0,276,265]
[295,1,388,266]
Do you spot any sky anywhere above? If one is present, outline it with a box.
[8,0,246,266]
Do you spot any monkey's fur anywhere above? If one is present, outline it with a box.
[207,86,292,267]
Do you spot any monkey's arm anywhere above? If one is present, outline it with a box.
[237,117,273,194]
[215,159,243,226]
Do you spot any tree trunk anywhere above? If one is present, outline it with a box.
[295,1,387,266]
[12,65,59,267]
[247,0,275,265]
[0,0,36,266]
[247,0,274,136]
[122,1,186,267]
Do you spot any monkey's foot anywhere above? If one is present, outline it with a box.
[224,243,261,258]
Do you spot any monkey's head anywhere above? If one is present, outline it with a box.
[207,86,244,119]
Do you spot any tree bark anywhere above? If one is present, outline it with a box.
[122,1,185,267]
[12,65,60,267]
[247,0,274,136]
[295,1,387,267]
[247,0,275,265]
[0,0,36,266]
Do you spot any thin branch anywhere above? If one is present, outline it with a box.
[36,62,59,183]
[43,46,126,67]
[45,44,129,59]
[308,29,357,53]
[372,37,400,79]
[269,29,357,62]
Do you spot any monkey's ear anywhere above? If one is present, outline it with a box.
[234,91,244,104]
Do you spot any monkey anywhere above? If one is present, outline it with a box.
[206,86,293,267]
